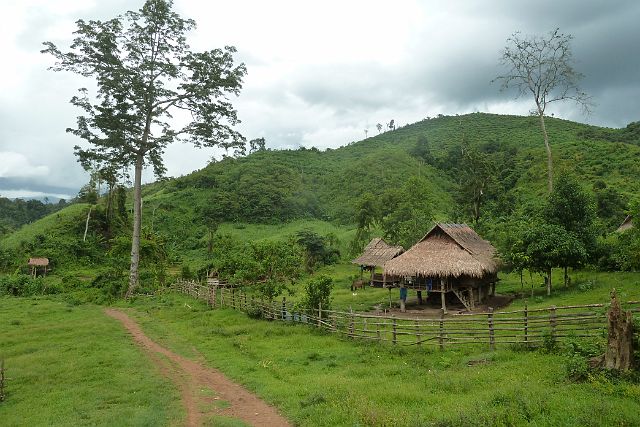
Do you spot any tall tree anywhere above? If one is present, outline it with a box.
[43,0,246,297]
[494,29,592,192]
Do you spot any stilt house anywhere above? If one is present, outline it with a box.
[383,223,498,312]
[28,257,49,277]
[352,238,404,286]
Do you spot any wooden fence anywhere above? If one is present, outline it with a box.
[0,359,5,402]
[170,280,639,350]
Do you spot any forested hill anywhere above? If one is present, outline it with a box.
[140,113,639,242]
[2,113,639,269]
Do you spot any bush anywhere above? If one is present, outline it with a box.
[0,274,58,297]
[302,275,333,314]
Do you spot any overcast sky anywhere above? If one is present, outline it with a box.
[1,0,638,200]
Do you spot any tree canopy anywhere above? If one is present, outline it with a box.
[43,0,246,296]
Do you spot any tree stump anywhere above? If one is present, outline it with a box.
[604,290,635,371]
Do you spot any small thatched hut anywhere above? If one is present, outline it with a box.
[384,223,498,312]
[616,215,633,233]
[352,238,404,286]
[28,257,49,277]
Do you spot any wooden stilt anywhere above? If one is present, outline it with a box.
[440,278,447,314]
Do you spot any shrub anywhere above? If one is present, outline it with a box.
[302,275,333,314]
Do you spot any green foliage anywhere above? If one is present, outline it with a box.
[379,175,434,248]
[0,274,61,297]
[301,275,333,312]
[0,197,68,238]
[295,230,340,273]
[544,172,597,250]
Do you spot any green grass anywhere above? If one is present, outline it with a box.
[121,292,640,427]
[0,296,183,426]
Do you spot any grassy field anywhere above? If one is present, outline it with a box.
[122,292,640,427]
[0,297,183,426]
[1,271,639,426]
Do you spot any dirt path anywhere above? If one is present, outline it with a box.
[104,308,291,427]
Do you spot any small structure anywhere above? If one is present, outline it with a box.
[28,258,49,278]
[616,215,633,233]
[384,223,499,313]
[352,238,404,287]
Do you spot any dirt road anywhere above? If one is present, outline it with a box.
[104,308,291,427]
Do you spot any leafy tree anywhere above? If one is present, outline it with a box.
[494,28,592,192]
[409,135,434,164]
[380,175,433,248]
[302,275,333,314]
[593,180,628,232]
[376,123,383,134]
[522,223,586,295]
[248,137,266,153]
[456,143,495,224]
[295,230,340,273]
[544,172,597,251]
[43,0,246,297]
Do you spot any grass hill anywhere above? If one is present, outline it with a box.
[2,112,639,276]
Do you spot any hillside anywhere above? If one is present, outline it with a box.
[2,113,639,273]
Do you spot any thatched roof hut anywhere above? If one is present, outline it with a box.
[384,224,499,312]
[352,238,404,268]
[616,215,633,233]
[384,223,497,278]
[28,257,49,277]
[28,258,49,267]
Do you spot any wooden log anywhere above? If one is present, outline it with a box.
[604,290,635,371]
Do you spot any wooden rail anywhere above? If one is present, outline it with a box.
[170,280,637,350]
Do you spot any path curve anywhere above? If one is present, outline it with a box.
[104,308,291,427]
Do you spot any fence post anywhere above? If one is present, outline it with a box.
[439,309,445,350]
[415,319,421,346]
[220,288,225,307]
[243,293,247,312]
[331,314,337,332]
[376,319,381,341]
[318,302,322,327]
[392,316,397,345]
[488,307,495,351]
[550,305,557,345]
[282,297,287,320]
[232,288,236,310]
[349,307,355,338]
[524,303,529,347]
[0,359,5,402]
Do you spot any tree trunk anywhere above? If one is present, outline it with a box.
[537,110,553,193]
[83,205,92,242]
[546,267,552,296]
[564,266,568,288]
[604,290,635,371]
[125,152,144,299]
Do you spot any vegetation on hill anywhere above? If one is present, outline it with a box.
[2,113,640,300]
[0,197,69,239]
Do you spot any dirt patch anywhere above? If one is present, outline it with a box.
[368,294,516,319]
[104,308,290,427]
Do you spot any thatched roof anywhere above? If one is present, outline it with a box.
[616,215,633,233]
[28,257,49,267]
[352,238,404,267]
[384,223,498,279]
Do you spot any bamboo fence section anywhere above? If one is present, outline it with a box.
[171,280,639,350]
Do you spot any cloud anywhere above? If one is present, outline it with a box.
[1,0,640,198]
[0,152,49,178]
